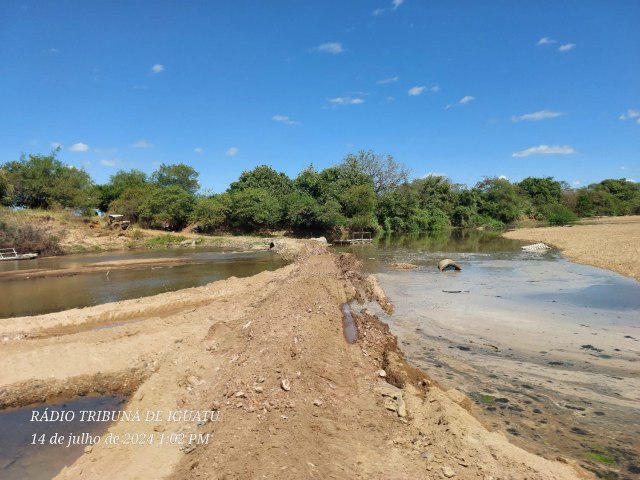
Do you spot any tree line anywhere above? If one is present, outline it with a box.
[1,150,639,235]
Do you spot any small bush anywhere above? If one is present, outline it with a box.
[544,204,577,225]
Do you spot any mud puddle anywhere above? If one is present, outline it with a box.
[0,395,126,480]
[340,303,358,344]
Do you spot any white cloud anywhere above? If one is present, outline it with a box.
[194,147,204,154]
[431,85,441,92]
[47,48,60,54]
[573,181,581,186]
[459,95,475,105]
[69,143,89,152]
[629,178,637,183]
[408,86,425,96]
[226,147,238,156]
[329,97,364,105]
[619,109,640,121]
[498,175,509,180]
[272,114,300,125]
[315,42,344,54]
[512,145,576,158]
[536,37,556,46]
[51,142,63,149]
[558,43,576,52]
[131,139,154,149]
[101,160,117,167]
[386,96,395,102]
[151,64,165,74]
[377,76,400,85]
[392,0,405,9]
[512,110,565,122]
[372,8,386,16]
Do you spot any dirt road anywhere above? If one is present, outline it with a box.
[0,242,588,479]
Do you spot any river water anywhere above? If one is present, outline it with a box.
[0,248,286,318]
[335,231,640,479]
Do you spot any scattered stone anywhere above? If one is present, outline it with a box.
[442,465,456,477]
[84,446,93,454]
[254,386,264,393]
[377,369,387,378]
[281,379,291,391]
[421,451,435,462]
[211,401,221,410]
[235,391,246,398]
[313,399,323,407]
[446,389,468,406]
[187,375,205,387]
[181,443,197,454]
[375,381,407,418]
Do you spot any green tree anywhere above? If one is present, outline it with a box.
[229,165,293,198]
[518,177,563,207]
[228,188,283,230]
[191,194,231,232]
[475,177,523,224]
[97,169,148,212]
[0,169,13,205]
[412,175,457,215]
[151,163,200,194]
[139,186,196,229]
[108,187,150,223]
[3,151,94,209]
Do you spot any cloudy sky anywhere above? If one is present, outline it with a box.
[1,0,638,191]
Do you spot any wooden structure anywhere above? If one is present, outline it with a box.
[333,231,373,245]
[0,248,38,261]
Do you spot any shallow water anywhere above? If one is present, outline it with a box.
[335,231,640,478]
[0,396,125,480]
[0,248,286,318]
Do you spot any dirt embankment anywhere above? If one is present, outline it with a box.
[0,244,587,479]
[504,216,640,281]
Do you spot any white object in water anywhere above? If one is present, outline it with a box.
[521,242,550,251]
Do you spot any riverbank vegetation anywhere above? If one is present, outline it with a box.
[2,150,639,236]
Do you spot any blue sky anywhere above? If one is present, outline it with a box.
[1,0,639,192]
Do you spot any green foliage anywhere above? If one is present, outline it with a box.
[585,452,616,465]
[412,175,457,215]
[475,177,522,223]
[97,169,148,211]
[191,194,230,232]
[145,234,188,247]
[518,177,563,207]
[2,152,94,209]
[151,163,200,194]
[228,188,283,230]
[108,187,150,223]
[284,191,322,230]
[0,169,13,205]
[229,165,293,197]
[543,204,577,225]
[139,186,196,230]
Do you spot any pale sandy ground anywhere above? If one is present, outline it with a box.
[503,216,640,281]
[0,242,586,479]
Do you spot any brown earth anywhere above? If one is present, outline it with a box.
[503,216,640,281]
[0,242,588,479]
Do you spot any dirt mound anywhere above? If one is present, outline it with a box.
[1,246,586,479]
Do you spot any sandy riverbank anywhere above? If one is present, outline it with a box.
[503,216,640,281]
[0,242,585,479]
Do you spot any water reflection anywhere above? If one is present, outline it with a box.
[1,249,286,318]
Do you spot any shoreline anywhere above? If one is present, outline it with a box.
[0,242,584,479]
[503,216,640,281]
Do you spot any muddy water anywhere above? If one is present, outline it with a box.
[0,248,286,318]
[336,231,640,479]
[0,395,125,480]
